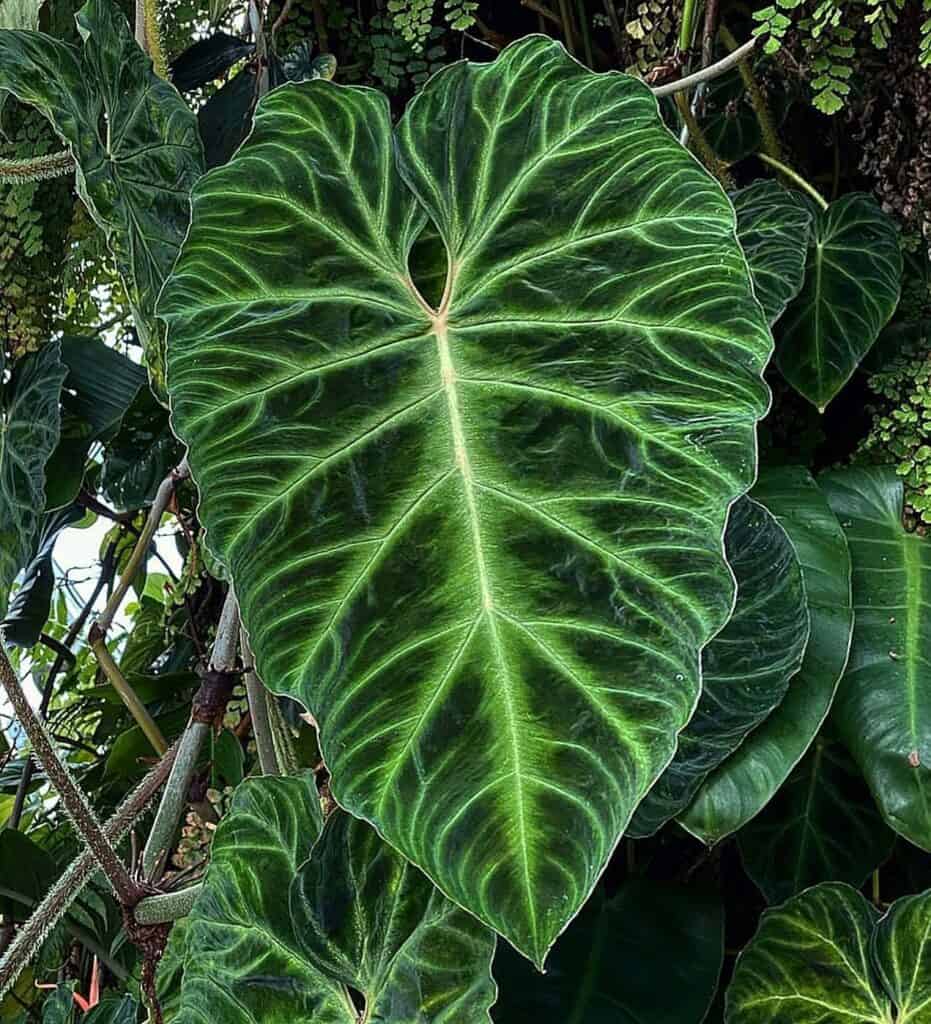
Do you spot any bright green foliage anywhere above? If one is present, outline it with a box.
[172,775,496,1023]
[775,194,902,411]
[160,36,772,962]
[493,880,724,1023]
[680,466,853,845]
[737,737,895,902]
[727,883,931,1023]
[387,0,477,48]
[0,0,204,395]
[732,181,813,326]
[0,341,65,621]
[821,467,931,851]
[629,497,809,836]
[860,324,931,524]
[0,0,44,29]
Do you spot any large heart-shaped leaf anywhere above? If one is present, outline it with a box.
[679,466,854,844]
[173,775,496,1023]
[774,193,902,411]
[492,879,723,1023]
[159,37,772,962]
[629,496,809,836]
[726,882,931,1023]
[0,0,204,394]
[0,342,66,621]
[820,467,931,850]
[737,736,895,903]
[732,181,812,326]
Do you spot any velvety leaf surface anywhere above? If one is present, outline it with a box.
[0,342,66,620]
[728,883,931,1024]
[680,466,853,844]
[0,0,204,393]
[873,889,931,1022]
[492,879,723,1023]
[629,496,809,836]
[774,193,901,411]
[726,883,888,1023]
[176,776,496,1023]
[732,181,812,325]
[160,38,772,962]
[737,736,895,903]
[820,467,931,850]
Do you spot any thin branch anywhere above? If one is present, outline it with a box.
[93,460,189,637]
[758,152,829,209]
[88,636,168,755]
[0,743,178,1000]
[652,36,756,97]
[0,643,137,906]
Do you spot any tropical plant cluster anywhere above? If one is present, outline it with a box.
[0,0,929,1021]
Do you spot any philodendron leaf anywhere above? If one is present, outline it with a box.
[160,37,772,962]
[732,181,813,326]
[737,736,895,903]
[774,193,902,411]
[2,503,83,647]
[492,879,723,1023]
[174,775,496,1023]
[726,882,931,1024]
[0,342,66,621]
[820,467,931,850]
[0,0,204,395]
[680,466,853,845]
[629,496,809,836]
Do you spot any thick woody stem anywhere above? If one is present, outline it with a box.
[0,642,137,906]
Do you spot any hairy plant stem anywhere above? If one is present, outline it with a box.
[0,743,178,1000]
[757,152,829,209]
[652,37,756,97]
[674,91,733,187]
[719,23,781,160]
[242,630,280,777]
[0,643,136,906]
[9,542,119,830]
[141,592,241,880]
[0,151,74,183]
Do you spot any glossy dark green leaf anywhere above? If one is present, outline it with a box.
[0,0,204,394]
[629,497,809,836]
[680,466,854,844]
[698,69,762,164]
[727,882,931,1024]
[100,387,182,511]
[2,503,83,647]
[493,879,723,1023]
[737,736,894,903]
[733,181,813,326]
[59,337,146,439]
[174,775,496,1023]
[0,342,66,621]
[820,467,931,850]
[774,194,902,411]
[169,32,254,93]
[160,37,772,962]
